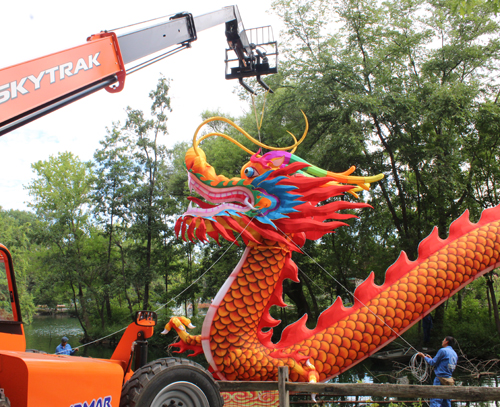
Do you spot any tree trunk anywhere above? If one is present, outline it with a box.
[69,279,88,339]
[487,281,492,320]
[283,280,312,321]
[143,282,150,311]
[300,271,320,320]
[78,282,91,340]
[433,302,445,336]
[486,273,500,336]
[105,294,112,321]
[143,211,153,310]
[117,242,134,320]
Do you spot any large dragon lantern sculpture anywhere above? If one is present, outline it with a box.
[164,114,500,384]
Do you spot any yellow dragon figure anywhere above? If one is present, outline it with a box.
[164,115,500,384]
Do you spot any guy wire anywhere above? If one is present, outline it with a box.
[251,91,268,144]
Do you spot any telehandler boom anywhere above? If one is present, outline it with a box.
[0,5,277,137]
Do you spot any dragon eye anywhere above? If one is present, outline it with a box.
[244,167,258,178]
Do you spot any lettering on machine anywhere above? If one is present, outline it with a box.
[70,396,112,407]
[0,53,101,105]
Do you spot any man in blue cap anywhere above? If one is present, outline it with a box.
[419,336,458,407]
[55,336,79,355]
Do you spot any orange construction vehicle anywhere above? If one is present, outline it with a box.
[0,6,277,406]
[1,243,221,407]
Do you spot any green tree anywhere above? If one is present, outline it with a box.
[0,208,38,322]
[93,124,137,321]
[121,77,177,310]
[269,0,500,261]
[26,152,95,337]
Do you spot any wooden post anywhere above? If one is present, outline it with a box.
[278,366,290,407]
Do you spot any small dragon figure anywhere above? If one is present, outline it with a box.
[164,114,500,384]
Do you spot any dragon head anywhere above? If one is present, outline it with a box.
[175,115,384,249]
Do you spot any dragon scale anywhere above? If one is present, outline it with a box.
[164,118,500,383]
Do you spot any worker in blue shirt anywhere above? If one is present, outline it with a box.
[419,336,458,407]
[55,336,79,355]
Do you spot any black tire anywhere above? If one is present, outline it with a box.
[120,357,224,407]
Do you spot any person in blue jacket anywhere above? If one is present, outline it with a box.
[55,336,79,355]
[419,336,458,407]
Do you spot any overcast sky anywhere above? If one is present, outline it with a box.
[0,1,282,211]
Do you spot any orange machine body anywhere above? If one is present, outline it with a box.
[0,244,155,406]
[0,351,124,407]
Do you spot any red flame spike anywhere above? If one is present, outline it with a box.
[175,218,183,238]
[217,219,239,244]
[224,217,260,244]
[281,260,299,283]
[187,218,198,242]
[275,314,312,348]
[315,297,347,331]
[478,206,500,225]
[250,223,291,247]
[417,227,444,260]
[273,297,347,349]
[206,220,221,244]
[300,187,354,203]
[352,272,380,306]
[275,219,348,235]
[211,220,237,243]
[449,209,474,239]
[196,220,208,242]
[268,283,287,308]
[291,232,306,249]
[258,329,274,346]
[181,218,189,242]
[384,251,414,286]
[278,173,366,196]
[268,162,310,178]
[260,312,281,328]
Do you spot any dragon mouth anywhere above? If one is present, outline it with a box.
[184,173,256,218]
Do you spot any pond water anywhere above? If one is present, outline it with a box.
[24,314,115,358]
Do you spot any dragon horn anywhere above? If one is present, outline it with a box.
[289,154,384,190]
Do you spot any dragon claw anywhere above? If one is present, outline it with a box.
[163,316,203,358]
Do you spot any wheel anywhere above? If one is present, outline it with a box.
[0,388,10,407]
[120,357,224,407]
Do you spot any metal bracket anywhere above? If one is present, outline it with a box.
[87,31,126,94]
[170,12,197,44]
